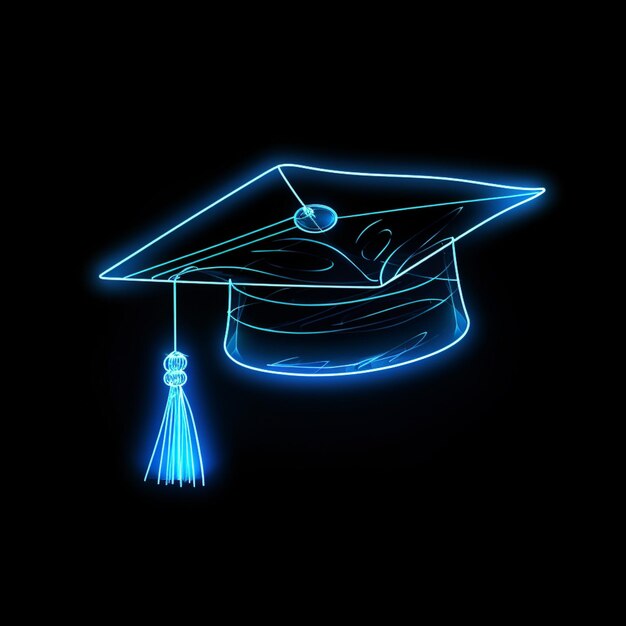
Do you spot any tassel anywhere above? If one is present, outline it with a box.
[144,282,205,486]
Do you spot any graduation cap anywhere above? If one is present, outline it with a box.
[101,163,545,485]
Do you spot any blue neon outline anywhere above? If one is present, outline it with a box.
[99,163,545,289]
[356,219,383,243]
[227,295,449,336]
[278,166,307,208]
[123,217,294,280]
[150,226,298,280]
[100,163,544,378]
[222,240,472,377]
[228,264,455,307]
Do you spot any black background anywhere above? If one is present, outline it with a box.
[83,62,567,524]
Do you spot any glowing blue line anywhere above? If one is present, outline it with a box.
[380,205,462,283]
[157,404,169,484]
[100,165,282,279]
[124,217,293,279]
[338,192,534,220]
[127,190,530,280]
[380,236,453,286]
[388,333,428,363]
[249,250,335,272]
[101,163,544,286]
[268,345,408,370]
[163,408,172,484]
[270,357,300,365]
[229,293,453,334]
[267,360,331,374]
[166,394,174,482]
[183,409,195,487]
[278,237,378,283]
[345,296,450,324]
[178,393,183,487]
[121,187,540,287]
[391,213,460,280]
[443,253,462,337]
[418,207,463,252]
[390,246,438,278]
[372,229,393,261]
[383,240,457,287]
[121,192,535,280]
[222,242,472,376]
[228,316,344,335]
[99,276,434,289]
[167,397,174,484]
[283,270,452,325]
[229,268,454,307]
[356,355,384,370]
[334,303,457,333]
[278,166,307,208]
[185,265,343,283]
[383,189,544,287]
[172,390,178,485]
[265,331,431,371]
[151,226,296,279]
[356,219,382,243]
[267,360,363,371]
[278,164,543,191]
[455,190,544,241]
[173,281,177,352]
[145,401,169,483]
[184,392,205,486]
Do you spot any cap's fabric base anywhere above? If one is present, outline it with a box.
[223,246,469,376]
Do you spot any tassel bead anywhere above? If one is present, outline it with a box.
[163,351,188,372]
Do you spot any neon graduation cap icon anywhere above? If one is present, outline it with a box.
[101,163,545,485]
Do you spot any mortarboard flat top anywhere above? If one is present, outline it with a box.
[101,163,544,375]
